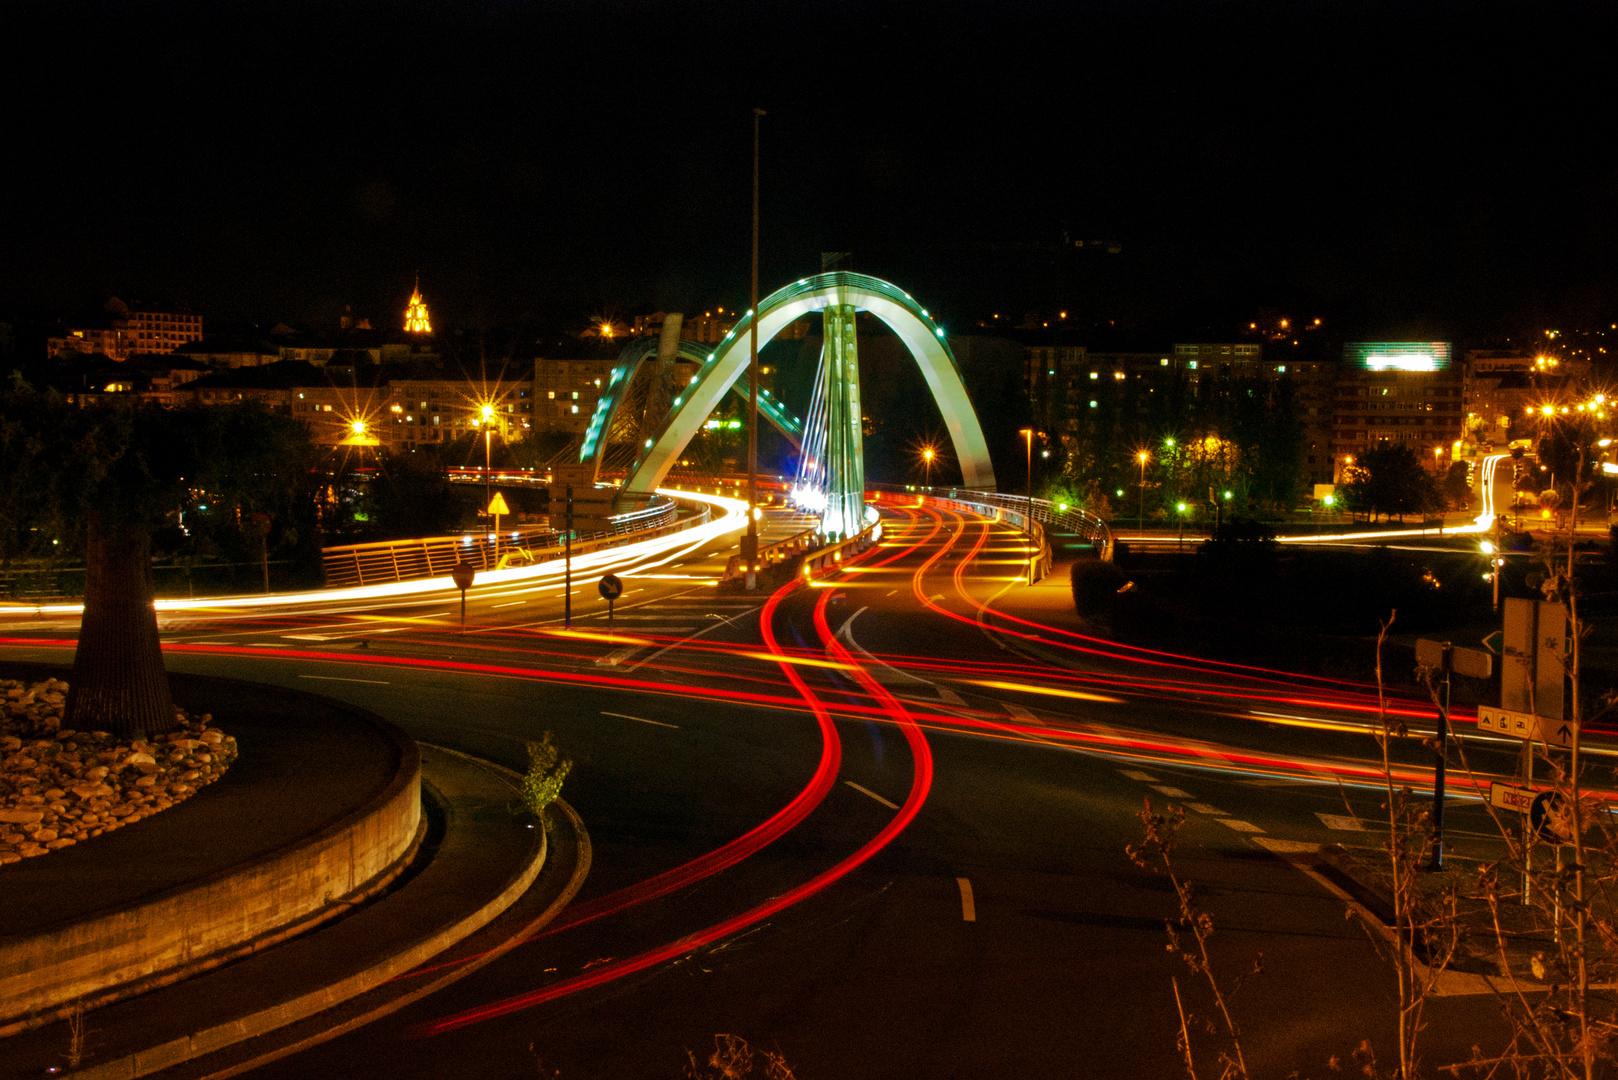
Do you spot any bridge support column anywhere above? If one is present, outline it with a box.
[821,303,865,540]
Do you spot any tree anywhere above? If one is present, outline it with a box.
[1341,443,1443,522]
[0,389,317,737]
[1442,459,1472,509]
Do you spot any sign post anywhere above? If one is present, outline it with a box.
[487,492,511,564]
[1415,639,1493,871]
[599,573,623,635]
[451,561,476,634]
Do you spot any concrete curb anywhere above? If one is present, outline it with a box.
[0,682,423,1033]
[67,748,586,1080]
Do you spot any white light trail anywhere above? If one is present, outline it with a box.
[1,489,749,617]
[1280,453,1506,545]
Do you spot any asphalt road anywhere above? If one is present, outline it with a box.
[0,502,1551,1078]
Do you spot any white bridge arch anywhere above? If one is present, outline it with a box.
[610,271,997,500]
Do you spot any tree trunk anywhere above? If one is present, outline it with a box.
[64,512,176,738]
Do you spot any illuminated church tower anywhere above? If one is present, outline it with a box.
[404,277,432,333]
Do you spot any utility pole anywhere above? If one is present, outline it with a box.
[744,107,765,591]
[564,484,573,629]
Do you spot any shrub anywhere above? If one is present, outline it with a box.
[519,732,572,825]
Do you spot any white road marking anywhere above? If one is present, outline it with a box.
[1150,785,1194,798]
[1118,769,1157,782]
[1218,819,1265,833]
[600,710,678,729]
[248,642,294,647]
[937,685,966,705]
[297,675,390,685]
[492,600,526,608]
[1004,702,1041,723]
[1186,803,1226,816]
[844,781,900,809]
[956,877,977,922]
[1316,812,1365,831]
[596,644,650,667]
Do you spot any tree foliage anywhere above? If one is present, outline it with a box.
[1341,443,1443,521]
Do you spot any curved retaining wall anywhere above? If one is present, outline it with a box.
[0,718,421,1027]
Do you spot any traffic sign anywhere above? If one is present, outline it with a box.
[1481,630,1504,655]
[487,492,511,516]
[1531,790,1569,844]
[1477,705,1576,748]
[598,574,623,601]
[450,562,476,591]
[1490,781,1538,814]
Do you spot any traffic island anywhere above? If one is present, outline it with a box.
[0,671,421,1034]
[0,673,587,1080]
[0,676,238,865]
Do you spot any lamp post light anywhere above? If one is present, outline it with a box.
[480,403,495,540]
[1176,501,1188,551]
[923,446,935,488]
[1019,428,1035,585]
[1137,450,1150,535]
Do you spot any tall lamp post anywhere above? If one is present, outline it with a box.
[480,403,495,541]
[1019,428,1034,584]
[1136,450,1150,534]
[923,446,935,488]
[744,106,765,591]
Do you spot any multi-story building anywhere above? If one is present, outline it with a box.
[1461,351,1591,450]
[116,300,203,355]
[533,356,615,434]
[47,297,202,361]
[1331,342,1464,479]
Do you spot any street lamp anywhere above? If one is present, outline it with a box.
[480,403,496,540]
[1176,501,1188,550]
[923,445,935,487]
[1136,450,1151,534]
[1019,428,1034,584]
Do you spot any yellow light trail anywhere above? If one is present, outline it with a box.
[739,652,859,671]
[965,679,1125,704]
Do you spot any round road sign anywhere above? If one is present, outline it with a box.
[450,561,477,591]
[598,573,623,601]
[1530,789,1568,844]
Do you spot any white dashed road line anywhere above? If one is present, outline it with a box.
[601,711,678,729]
[844,781,900,810]
[1150,785,1194,798]
[1117,769,1157,782]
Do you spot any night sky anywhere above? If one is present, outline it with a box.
[3,0,1615,342]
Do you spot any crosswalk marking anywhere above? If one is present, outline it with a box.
[1315,812,1365,831]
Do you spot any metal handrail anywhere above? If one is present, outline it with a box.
[321,496,698,589]
[867,482,1112,559]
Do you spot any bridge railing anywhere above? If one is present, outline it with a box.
[867,484,1112,561]
[320,494,691,589]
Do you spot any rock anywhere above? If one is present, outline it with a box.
[46,837,74,849]
[170,738,205,750]
[84,765,109,782]
[54,729,75,740]
[134,775,156,787]
[0,809,43,825]
[33,829,57,842]
[43,788,64,799]
[126,752,156,767]
[71,783,113,800]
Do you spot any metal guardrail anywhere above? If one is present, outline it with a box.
[868,483,1112,560]
[880,491,1053,582]
[321,496,698,589]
